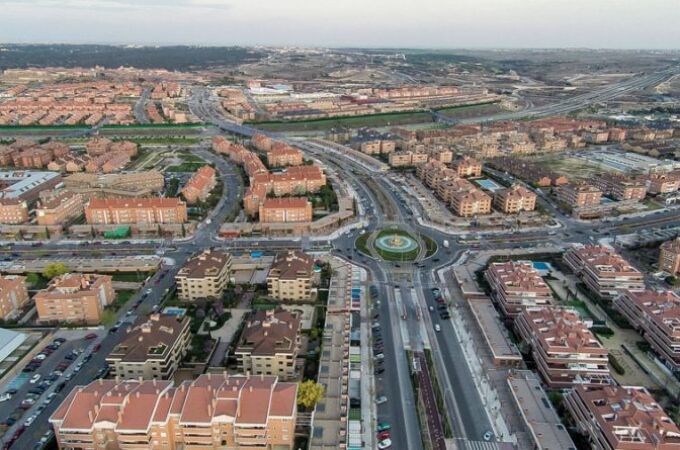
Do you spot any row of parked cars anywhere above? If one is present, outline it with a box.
[370,303,392,450]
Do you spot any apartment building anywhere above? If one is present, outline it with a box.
[564,245,645,299]
[50,374,298,450]
[267,251,315,301]
[0,275,29,321]
[35,190,84,225]
[64,171,165,199]
[493,185,537,213]
[34,273,114,324]
[235,308,301,380]
[359,140,395,155]
[485,261,554,319]
[591,173,647,201]
[106,314,191,380]
[516,307,610,388]
[557,183,602,209]
[181,165,216,204]
[647,172,680,195]
[259,198,313,223]
[175,249,232,301]
[388,150,427,167]
[659,238,680,275]
[266,146,304,167]
[85,197,188,225]
[0,198,28,224]
[451,156,482,177]
[614,290,680,372]
[565,385,680,450]
[252,166,327,196]
[449,189,492,217]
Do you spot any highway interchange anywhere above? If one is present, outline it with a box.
[2,64,680,449]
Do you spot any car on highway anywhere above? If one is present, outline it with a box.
[377,423,391,432]
[378,439,392,449]
[30,374,41,384]
[377,430,391,441]
[429,305,434,312]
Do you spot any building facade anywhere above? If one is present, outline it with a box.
[659,238,680,275]
[235,308,301,380]
[485,261,554,319]
[267,251,315,301]
[175,249,232,301]
[85,198,188,225]
[50,374,298,450]
[106,314,191,380]
[0,275,29,321]
[34,273,114,324]
[516,307,611,388]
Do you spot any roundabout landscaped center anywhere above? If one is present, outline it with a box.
[357,228,427,261]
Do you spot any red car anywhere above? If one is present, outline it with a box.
[85,333,97,340]
[92,344,102,353]
[378,431,391,441]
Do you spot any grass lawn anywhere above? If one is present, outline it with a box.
[355,232,371,255]
[111,290,135,310]
[250,111,434,132]
[166,162,207,172]
[108,272,153,282]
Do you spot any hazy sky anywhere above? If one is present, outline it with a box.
[1,0,679,48]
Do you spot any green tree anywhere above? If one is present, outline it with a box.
[297,380,325,410]
[42,262,68,279]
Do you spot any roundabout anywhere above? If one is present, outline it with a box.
[357,227,435,262]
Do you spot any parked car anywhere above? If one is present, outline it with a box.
[378,439,392,449]
[376,396,388,405]
[377,423,391,432]
[434,324,441,332]
[84,333,97,340]
[30,374,41,384]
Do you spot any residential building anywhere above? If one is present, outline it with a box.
[485,261,554,319]
[259,198,312,223]
[267,146,304,167]
[267,251,315,301]
[235,308,301,380]
[0,275,28,321]
[614,290,680,372]
[493,185,537,213]
[0,198,28,224]
[565,385,680,450]
[450,189,492,217]
[175,249,232,301]
[35,190,84,225]
[564,245,645,299]
[64,171,165,199]
[591,174,647,201]
[50,374,298,450]
[106,314,191,380]
[181,165,216,204]
[34,273,114,324]
[452,156,482,177]
[647,172,680,195]
[85,197,188,225]
[557,183,602,209]
[659,238,680,275]
[516,307,611,388]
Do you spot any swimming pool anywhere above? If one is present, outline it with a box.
[532,262,552,271]
[474,178,503,192]
[162,307,187,317]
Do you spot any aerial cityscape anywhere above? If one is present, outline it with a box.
[1,2,680,450]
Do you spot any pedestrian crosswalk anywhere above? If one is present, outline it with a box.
[459,440,500,450]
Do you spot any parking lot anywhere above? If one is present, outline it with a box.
[0,329,106,449]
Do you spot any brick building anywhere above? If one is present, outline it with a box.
[85,198,188,225]
[34,273,115,324]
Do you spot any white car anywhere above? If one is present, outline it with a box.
[34,353,47,360]
[376,396,388,405]
[30,374,41,384]
[378,439,392,449]
[0,393,11,402]
[434,324,441,332]
[24,415,36,427]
